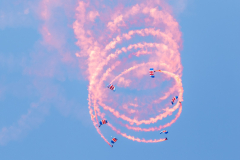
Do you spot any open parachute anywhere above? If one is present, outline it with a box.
[111,137,118,147]
[99,119,108,127]
[149,68,162,78]
[171,96,178,105]
[160,130,168,134]
[107,84,116,91]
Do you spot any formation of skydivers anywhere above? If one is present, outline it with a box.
[100,68,180,147]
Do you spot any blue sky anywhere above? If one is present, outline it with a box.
[0,0,240,160]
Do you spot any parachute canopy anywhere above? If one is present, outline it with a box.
[149,68,155,78]
[107,84,116,91]
[171,96,178,105]
[99,119,108,127]
[149,68,162,78]
[111,137,118,144]
[160,130,168,134]
[111,137,118,147]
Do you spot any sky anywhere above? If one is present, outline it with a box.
[0,0,240,160]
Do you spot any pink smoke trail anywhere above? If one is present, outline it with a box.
[73,0,183,146]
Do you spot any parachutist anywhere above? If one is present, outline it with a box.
[160,130,168,134]
[99,120,108,127]
[149,68,162,78]
[107,84,116,91]
[110,137,118,147]
[171,96,178,105]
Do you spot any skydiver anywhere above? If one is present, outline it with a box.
[111,137,118,147]
[99,120,108,127]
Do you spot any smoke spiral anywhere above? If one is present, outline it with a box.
[73,0,183,146]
